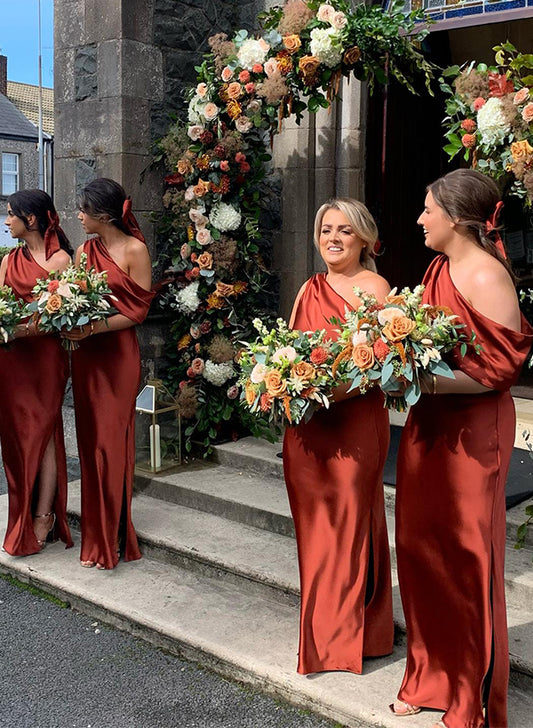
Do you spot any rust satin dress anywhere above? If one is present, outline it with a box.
[0,247,73,554]
[71,238,154,569]
[283,274,394,674]
[396,255,533,728]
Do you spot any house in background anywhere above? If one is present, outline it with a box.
[0,54,53,248]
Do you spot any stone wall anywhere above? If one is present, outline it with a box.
[0,138,39,197]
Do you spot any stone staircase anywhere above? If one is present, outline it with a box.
[1,437,533,727]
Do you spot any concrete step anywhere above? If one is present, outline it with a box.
[212,437,533,548]
[63,483,533,682]
[0,525,532,728]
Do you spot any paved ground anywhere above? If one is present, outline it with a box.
[0,575,337,728]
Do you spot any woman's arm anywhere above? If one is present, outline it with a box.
[0,254,8,286]
[421,370,491,395]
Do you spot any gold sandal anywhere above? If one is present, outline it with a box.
[34,512,56,550]
[389,700,421,716]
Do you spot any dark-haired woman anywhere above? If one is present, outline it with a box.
[0,189,73,555]
[390,170,532,728]
[63,178,153,570]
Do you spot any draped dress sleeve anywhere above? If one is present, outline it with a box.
[282,273,394,675]
[395,254,533,728]
[0,247,72,555]
[70,238,154,569]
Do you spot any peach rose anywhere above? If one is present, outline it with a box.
[187,125,204,141]
[245,82,256,95]
[291,360,315,381]
[264,369,287,398]
[271,345,297,364]
[235,116,253,133]
[203,102,219,121]
[377,306,404,325]
[330,11,347,30]
[351,344,375,371]
[264,59,280,78]
[317,4,334,22]
[196,82,208,98]
[197,252,213,270]
[514,88,529,105]
[511,139,533,161]
[196,228,212,246]
[45,293,62,314]
[227,82,243,100]
[250,362,268,384]
[382,316,416,343]
[177,159,193,176]
[522,102,533,123]
[283,35,301,54]
[188,208,208,227]
[221,66,234,82]
[342,46,361,67]
[191,357,205,375]
[192,179,211,197]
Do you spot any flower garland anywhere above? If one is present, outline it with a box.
[157,0,434,455]
[441,42,533,205]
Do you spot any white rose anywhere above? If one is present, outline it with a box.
[187,124,204,141]
[317,4,335,22]
[271,346,297,364]
[377,307,404,325]
[235,116,253,133]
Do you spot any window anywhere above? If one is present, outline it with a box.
[2,153,20,195]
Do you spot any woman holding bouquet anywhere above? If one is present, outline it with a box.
[391,170,533,728]
[0,189,73,555]
[283,198,394,675]
[64,178,153,570]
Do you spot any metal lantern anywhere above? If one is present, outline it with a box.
[135,379,181,473]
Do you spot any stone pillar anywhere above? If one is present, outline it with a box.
[272,78,367,318]
[54,0,163,255]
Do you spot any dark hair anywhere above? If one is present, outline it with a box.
[8,189,73,256]
[428,169,515,281]
[78,178,129,234]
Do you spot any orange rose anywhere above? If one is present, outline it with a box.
[227,82,243,100]
[193,179,211,197]
[291,361,315,381]
[283,35,301,54]
[264,369,287,398]
[511,139,533,161]
[298,55,320,78]
[45,294,62,314]
[177,159,193,175]
[342,46,361,68]
[216,281,235,298]
[351,343,375,371]
[382,316,416,343]
[245,383,257,406]
[197,252,213,270]
[384,292,406,306]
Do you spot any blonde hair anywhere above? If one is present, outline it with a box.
[313,198,378,273]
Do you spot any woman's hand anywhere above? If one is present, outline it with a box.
[12,320,40,339]
[62,322,96,341]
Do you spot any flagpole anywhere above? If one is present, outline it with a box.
[38,0,44,190]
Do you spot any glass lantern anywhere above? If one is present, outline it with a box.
[135,378,181,473]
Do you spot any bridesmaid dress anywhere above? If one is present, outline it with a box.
[71,237,154,569]
[283,273,394,675]
[0,247,73,554]
[396,255,533,728]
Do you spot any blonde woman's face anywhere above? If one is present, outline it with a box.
[318,208,365,273]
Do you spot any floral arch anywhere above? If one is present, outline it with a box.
[157,0,434,454]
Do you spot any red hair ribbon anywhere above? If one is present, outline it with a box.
[122,197,146,244]
[44,209,61,260]
[485,200,506,259]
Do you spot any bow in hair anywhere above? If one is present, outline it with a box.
[122,197,145,243]
[485,200,506,259]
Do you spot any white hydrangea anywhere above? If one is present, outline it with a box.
[174,281,201,315]
[477,97,511,146]
[237,38,269,70]
[188,96,206,124]
[310,27,343,68]
[209,202,242,232]
[203,360,235,386]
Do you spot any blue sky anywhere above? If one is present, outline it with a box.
[0,0,54,88]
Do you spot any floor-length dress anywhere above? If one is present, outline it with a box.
[0,247,72,555]
[396,255,533,728]
[283,274,394,674]
[71,238,154,569]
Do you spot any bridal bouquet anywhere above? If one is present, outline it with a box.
[26,253,117,350]
[237,317,341,433]
[0,285,24,346]
[333,286,479,412]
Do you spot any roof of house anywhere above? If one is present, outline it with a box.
[6,81,54,136]
[0,92,41,141]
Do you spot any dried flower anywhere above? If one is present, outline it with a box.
[256,75,289,104]
[278,0,314,35]
[208,334,235,363]
[177,383,198,419]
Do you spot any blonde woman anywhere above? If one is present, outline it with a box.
[283,198,394,675]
